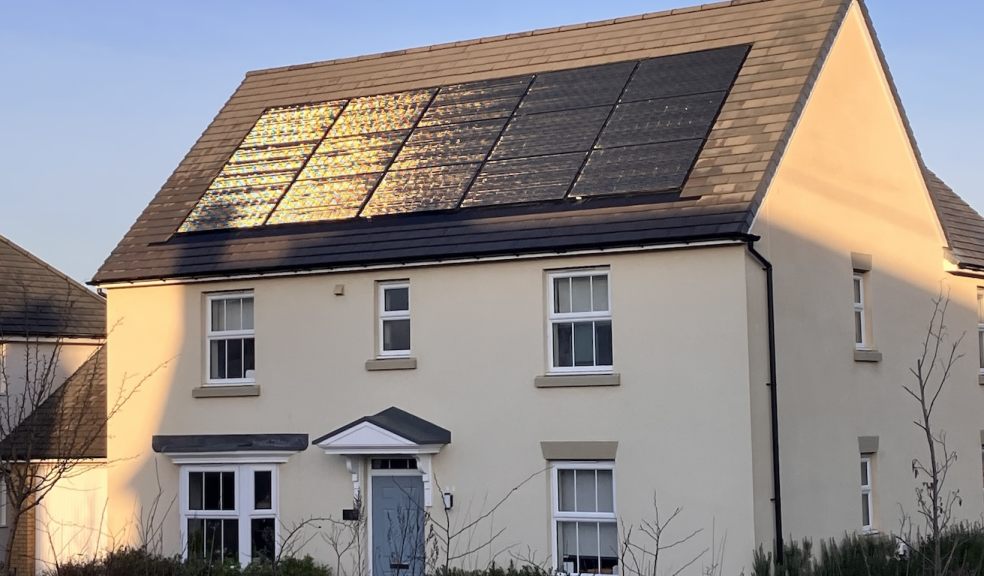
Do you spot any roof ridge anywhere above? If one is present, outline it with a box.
[244,0,774,78]
[0,233,105,308]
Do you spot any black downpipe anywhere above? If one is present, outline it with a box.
[747,241,784,565]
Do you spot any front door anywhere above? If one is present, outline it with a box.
[371,474,425,576]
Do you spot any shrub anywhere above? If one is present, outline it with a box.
[45,548,331,576]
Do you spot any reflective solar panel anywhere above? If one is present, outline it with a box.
[179,101,344,232]
[362,164,481,216]
[179,44,748,232]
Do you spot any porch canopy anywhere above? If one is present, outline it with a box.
[313,407,450,506]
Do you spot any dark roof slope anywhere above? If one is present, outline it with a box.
[152,434,309,454]
[1,235,105,338]
[0,347,106,460]
[314,406,451,446]
[93,0,852,284]
[924,171,984,271]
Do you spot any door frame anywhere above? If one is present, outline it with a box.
[367,459,426,576]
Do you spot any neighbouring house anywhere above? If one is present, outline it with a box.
[90,0,984,573]
[0,234,107,575]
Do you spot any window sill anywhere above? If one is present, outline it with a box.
[192,385,260,398]
[978,373,984,385]
[535,373,620,388]
[854,349,882,363]
[365,357,417,371]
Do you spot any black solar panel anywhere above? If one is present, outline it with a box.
[179,44,749,232]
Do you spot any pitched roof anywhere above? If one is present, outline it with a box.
[93,0,852,284]
[313,407,451,446]
[924,171,984,271]
[1,235,105,338]
[0,347,106,460]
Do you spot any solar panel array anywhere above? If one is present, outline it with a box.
[179,44,749,233]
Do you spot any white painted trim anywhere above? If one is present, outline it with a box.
[367,459,427,576]
[861,456,874,532]
[377,281,411,358]
[0,337,105,345]
[550,461,618,575]
[95,240,746,289]
[166,451,295,464]
[205,292,256,386]
[853,273,868,350]
[546,268,614,374]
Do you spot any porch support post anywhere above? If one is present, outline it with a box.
[415,454,434,507]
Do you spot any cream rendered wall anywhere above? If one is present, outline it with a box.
[751,0,984,540]
[0,341,98,398]
[105,245,763,574]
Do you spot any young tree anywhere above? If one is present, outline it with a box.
[902,289,964,576]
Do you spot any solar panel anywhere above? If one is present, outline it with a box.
[179,101,344,231]
[178,44,749,232]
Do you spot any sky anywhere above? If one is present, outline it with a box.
[0,1,981,284]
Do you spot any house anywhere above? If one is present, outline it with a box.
[0,234,107,575]
[90,0,984,573]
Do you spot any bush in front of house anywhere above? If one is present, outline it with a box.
[752,523,984,576]
[45,548,332,576]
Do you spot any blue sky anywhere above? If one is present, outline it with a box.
[0,1,980,283]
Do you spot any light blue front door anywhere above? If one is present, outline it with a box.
[372,475,425,576]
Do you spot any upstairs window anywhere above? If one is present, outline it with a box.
[378,281,411,357]
[207,293,255,384]
[552,462,618,575]
[853,273,867,349]
[548,270,612,373]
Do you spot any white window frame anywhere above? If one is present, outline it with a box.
[977,288,984,375]
[0,477,6,527]
[205,292,255,385]
[377,281,411,358]
[179,464,279,567]
[853,273,867,350]
[547,269,613,374]
[550,461,618,575]
[861,456,874,532]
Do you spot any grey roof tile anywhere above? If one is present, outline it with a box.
[1,235,105,338]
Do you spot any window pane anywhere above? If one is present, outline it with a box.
[600,523,619,571]
[211,299,225,332]
[384,287,409,312]
[189,472,204,510]
[558,470,575,512]
[597,470,614,512]
[854,312,864,345]
[553,323,573,367]
[221,472,236,510]
[244,338,255,374]
[579,522,600,573]
[978,330,984,370]
[204,519,222,562]
[595,321,613,367]
[576,470,597,512]
[572,276,592,313]
[187,518,204,558]
[853,277,862,304]
[978,289,984,322]
[242,297,254,330]
[383,319,411,351]
[860,461,869,486]
[227,338,244,379]
[251,518,276,561]
[254,471,272,510]
[203,472,221,510]
[574,322,595,366]
[222,519,239,561]
[226,299,243,331]
[554,277,571,314]
[210,340,226,379]
[558,521,578,573]
[862,493,871,526]
[592,275,609,312]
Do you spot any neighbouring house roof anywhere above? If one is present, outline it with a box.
[314,407,452,446]
[0,347,106,460]
[924,171,984,271]
[152,433,310,454]
[1,234,105,338]
[92,0,857,284]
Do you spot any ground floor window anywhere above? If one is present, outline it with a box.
[552,462,618,574]
[861,456,874,532]
[181,464,277,565]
